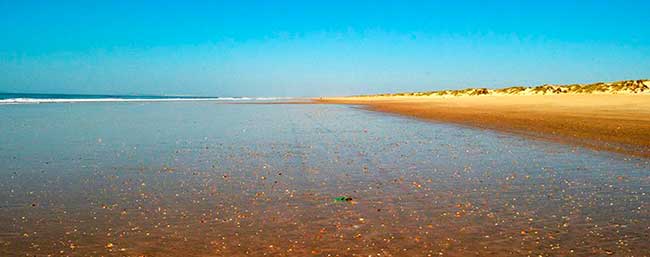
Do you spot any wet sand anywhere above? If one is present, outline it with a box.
[316,94,650,157]
[1,102,649,256]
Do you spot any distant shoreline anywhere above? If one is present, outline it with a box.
[315,79,650,158]
[0,92,291,104]
[352,79,650,97]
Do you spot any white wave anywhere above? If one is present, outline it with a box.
[0,97,291,104]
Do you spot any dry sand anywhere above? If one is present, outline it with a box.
[316,94,650,157]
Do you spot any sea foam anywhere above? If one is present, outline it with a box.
[0,97,290,104]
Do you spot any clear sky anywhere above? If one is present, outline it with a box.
[1,1,649,96]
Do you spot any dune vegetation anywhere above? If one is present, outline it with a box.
[362,79,650,97]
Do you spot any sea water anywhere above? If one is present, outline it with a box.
[0,93,287,104]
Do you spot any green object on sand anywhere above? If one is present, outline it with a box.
[334,196,353,202]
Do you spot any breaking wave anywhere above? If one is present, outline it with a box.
[0,97,290,104]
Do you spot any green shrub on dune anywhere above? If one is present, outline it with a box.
[350,79,649,98]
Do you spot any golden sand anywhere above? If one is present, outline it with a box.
[316,81,650,157]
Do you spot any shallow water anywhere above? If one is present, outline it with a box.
[0,102,648,256]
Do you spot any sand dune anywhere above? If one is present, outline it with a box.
[317,80,650,157]
[357,79,650,97]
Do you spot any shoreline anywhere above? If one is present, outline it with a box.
[315,94,650,158]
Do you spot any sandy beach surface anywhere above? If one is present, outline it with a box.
[2,101,650,256]
[317,94,650,157]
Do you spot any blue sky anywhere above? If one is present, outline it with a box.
[1,1,649,96]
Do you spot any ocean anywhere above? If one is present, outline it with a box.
[0,92,287,104]
[0,101,648,256]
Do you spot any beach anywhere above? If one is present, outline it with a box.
[3,1,650,256]
[317,94,650,157]
[1,101,649,256]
